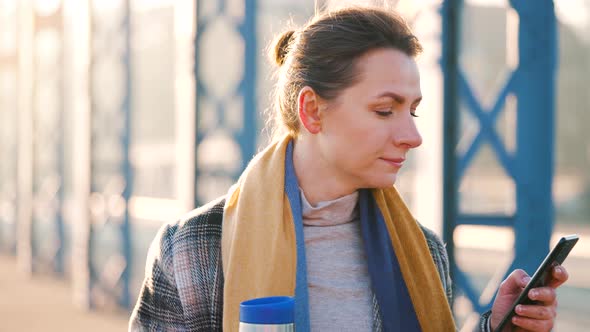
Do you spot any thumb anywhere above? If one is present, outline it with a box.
[498,269,530,296]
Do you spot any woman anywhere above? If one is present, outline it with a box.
[130,7,568,332]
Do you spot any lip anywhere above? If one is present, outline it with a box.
[381,157,405,168]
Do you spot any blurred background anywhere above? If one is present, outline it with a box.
[0,0,588,331]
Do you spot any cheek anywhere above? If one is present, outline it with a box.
[328,123,389,169]
[319,105,391,168]
[352,120,390,150]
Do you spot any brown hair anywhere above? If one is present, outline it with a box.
[268,7,422,138]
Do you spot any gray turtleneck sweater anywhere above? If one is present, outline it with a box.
[301,189,374,331]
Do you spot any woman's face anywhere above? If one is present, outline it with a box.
[316,48,423,189]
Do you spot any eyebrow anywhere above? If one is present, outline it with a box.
[374,92,422,106]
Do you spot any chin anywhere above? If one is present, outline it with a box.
[366,174,398,189]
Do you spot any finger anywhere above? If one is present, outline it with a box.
[512,315,554,331]
[499,269,531,295]
[547,265,569,288]
[528,287,557,304]
[515,304,556,320]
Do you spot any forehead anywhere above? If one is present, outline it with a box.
[351,48,421,98]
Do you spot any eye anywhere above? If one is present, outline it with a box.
[410,108,419,118]
[375,108,393,117]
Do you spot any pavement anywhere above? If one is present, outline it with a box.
[0,255,129,332]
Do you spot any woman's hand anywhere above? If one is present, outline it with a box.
[490,266,569,331]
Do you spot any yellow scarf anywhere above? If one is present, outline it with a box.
[221,136,455,331]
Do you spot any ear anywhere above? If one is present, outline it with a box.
[297,86,322,134]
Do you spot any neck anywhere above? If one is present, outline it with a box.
[292,135,358,206]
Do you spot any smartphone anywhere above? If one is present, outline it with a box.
[494,234,579,332]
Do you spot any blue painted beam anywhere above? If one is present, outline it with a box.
[55,5,66,275]
[453,267,486,313]
[441,0,463,290]
[119,0,133,309]
[239,0,258,171]
[510,0,556,276]
[457,72,515,180]
[457,214,514,227]
[55,87,65,276]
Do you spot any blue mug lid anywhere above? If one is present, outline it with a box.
[240,296,295,324]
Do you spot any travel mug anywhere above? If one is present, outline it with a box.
[239,296,295,332]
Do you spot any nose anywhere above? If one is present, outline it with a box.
[392,113,422,149]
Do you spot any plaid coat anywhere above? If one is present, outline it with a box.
[129,197,492,331]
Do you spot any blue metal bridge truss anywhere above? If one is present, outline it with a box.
[442,0,556,316]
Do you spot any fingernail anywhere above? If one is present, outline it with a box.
[556,266,563,274]
[523,276,531,284]
[516,305,523,313]
[530,290,537,299]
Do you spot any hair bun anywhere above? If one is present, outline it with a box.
[273,30,295,66]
